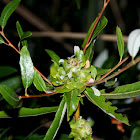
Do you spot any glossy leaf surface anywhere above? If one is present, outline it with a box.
[0,84,19,107]
[85,88,129,125]
[116,26,124,61]
[0,0,21,28]
[0,106,58,118]
[101,81,140,99]
[64,89,80,121]
[33,69,47,92]
[16,21,28,47]
[43,97,66,140]
[19,46,34,89]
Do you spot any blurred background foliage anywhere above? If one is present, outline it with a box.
[0,0,140,139]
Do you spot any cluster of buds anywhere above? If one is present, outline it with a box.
[69,117,93,140]
[50,46,98,92]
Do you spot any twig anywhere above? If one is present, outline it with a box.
[0,30,52,85]
[83,0,110,54]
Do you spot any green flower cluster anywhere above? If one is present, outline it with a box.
[69,117,93,140]
[50,46,97,91]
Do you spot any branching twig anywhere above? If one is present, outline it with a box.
[0,30,52,85]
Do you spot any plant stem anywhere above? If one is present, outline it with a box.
[86,56,140,86]
[0,30,52,85]
[83,0,110,54]
[96,56,129,82]
[19,91,58,99]
[74,104,80,122]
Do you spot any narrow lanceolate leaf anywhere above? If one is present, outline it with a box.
[43,97,66,140]
[0,84,19,107]
[82,16,108,48]
[85,88,129,125]
[64,89,80,121]
[45,49,60,65]
[0,0,21,28]
[0,35,4,44]
[33,69,47,92]
[101,81,140,99]
[16,21,28,47]
[20,31,32,41]
[19,46,34,89]
[0,106,58,118]
[116,26,124,61]
[127,29,140,58]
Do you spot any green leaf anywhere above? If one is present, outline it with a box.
[64,89,80,121]
[55,86,71,93]
[84,40,95,62]
[0,84,19,107]
[20,31,32,41]
[0,76,21,90]
[82,16,108,48]
[43,97,66,140]
[0,35,4,44]
[0,66,17,78]
[116,26,124,61]
[19,46,34,89]
[0,0,21,28]
[82,17,97,48]
[85,88,129,125]
[0,106,58,118]
[96,67,111,76]
[91,65,97,80]
[91,16,108,41]
[130,127,140,140]
[101,81,140,99]
[45,49,60,65]
[76,0,81,9]
[33,69,47,92]
[16,21,28,47]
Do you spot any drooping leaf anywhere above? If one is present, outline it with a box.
[130,127,140,140]
[0,84,19,107]
[82,16,108,48]
[0,35,4,44]
[64,89,80,121]
[43,97,66,140]
[127,29,140,58]
[0,66,17,78]
[0,76,21,90]
[85,88,129,125]
[0,106,58,118]
[45,49,60,65]
[20,31,32,41]
[0,0,21,28]
[101,81,140,99]
[33,69,47,92]
[19,46,34,89]
[116,26,124,61]
[76,0,81,9]
[16,21,28,47]
[104,78,117,87]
